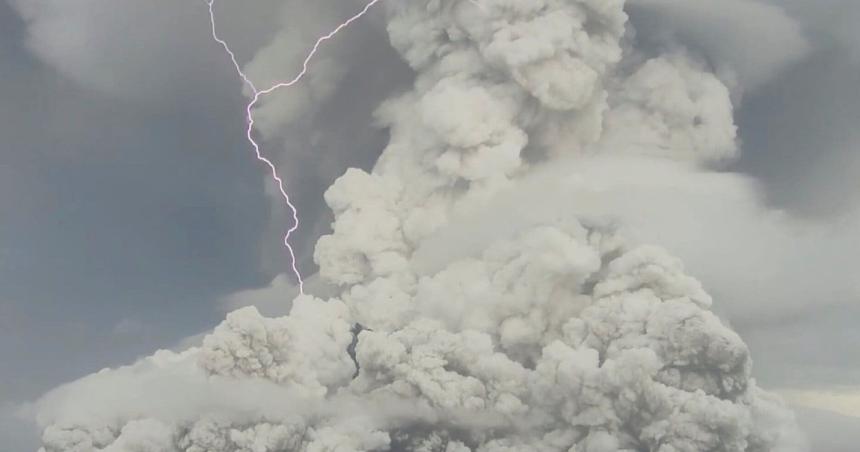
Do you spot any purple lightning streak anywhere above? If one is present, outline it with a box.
[206,0,382,295]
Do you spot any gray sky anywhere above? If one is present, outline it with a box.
[1,0,859,450]
[0,0,268,418]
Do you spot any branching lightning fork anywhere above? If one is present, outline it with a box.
[205,0,382,295]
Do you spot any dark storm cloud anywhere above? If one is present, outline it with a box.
[0,0,269,421]
[726,0,860,396]
[738,34,860,217]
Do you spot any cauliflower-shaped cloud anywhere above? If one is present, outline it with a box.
[33,0,804,450]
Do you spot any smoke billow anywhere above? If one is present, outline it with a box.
[34,1,807,451]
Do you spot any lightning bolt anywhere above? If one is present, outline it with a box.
[205,0,382,295]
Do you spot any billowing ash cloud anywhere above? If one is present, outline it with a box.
[33,1,807,451]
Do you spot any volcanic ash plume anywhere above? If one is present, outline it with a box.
[35,1,806,451]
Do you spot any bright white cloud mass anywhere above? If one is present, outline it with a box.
[14,0,860,450]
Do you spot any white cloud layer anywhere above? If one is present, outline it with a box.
[413,155,860,322]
